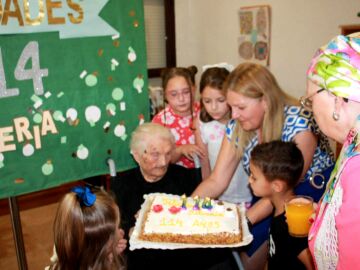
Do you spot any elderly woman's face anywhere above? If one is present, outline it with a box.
[306,80,343,142]
[135,137,174,182]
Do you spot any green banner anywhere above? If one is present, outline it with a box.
[0,0,149,199]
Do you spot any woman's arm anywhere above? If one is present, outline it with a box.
[194,118,211,179]
[191,135,240,198]
[292,130,318,178]
[246,198,273,225]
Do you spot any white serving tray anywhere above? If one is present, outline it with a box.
[129,193,253,250]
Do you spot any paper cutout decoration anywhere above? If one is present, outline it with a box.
[238,5,271,66]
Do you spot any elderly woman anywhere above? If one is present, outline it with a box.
[111,123,200,240]
[306,33,360,269]
[111,123,235,270]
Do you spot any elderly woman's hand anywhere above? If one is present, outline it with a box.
[116,229,127,254]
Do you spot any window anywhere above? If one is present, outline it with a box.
[143,0,176,78]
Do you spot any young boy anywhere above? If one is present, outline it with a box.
[249,140,314,270]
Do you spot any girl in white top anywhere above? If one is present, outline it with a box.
[195,65,252,205]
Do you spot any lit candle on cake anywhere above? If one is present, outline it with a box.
[202,197,209,209]
[181,194,187,209]
[206,197,212,210]
[202,197,213,210]
[193,196,200,210]
[207,198,213,210]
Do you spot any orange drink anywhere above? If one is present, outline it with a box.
[285,196,314,237]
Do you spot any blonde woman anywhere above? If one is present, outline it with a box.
[192,63,334,270]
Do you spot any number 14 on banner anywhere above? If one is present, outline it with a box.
[0,41,48,99]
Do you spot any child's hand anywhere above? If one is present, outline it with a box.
[116,229,127,254]
[179,144,206,160]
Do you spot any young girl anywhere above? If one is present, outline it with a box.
[48,186,126,270]
[152,66,205,170]
[195,66,252,205]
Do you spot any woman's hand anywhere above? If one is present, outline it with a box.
[309,202,318,224]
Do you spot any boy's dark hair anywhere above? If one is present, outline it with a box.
[250,140,304,189]
[199,67,230,122]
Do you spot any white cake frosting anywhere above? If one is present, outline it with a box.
[143,194,240,235]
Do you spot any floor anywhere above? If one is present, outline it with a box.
[0,181,86,270]
[0,203,57,270]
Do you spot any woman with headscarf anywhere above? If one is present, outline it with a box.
[306,32,360,269]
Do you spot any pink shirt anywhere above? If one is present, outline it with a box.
[335,155,360,269]
[309,155,360,269]
[152,103,200,168]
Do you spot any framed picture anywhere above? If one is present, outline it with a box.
[238,5,271,66]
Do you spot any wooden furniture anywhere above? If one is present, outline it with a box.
[340,24,360,35]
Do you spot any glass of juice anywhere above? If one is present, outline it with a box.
[285,195,314,237]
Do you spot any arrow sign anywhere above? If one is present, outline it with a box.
[0,0,118,39]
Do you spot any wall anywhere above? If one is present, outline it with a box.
[175,0,360,98]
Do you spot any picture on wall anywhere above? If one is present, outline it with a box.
[238,5,271,66]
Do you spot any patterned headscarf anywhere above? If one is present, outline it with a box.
[307,32,360,102]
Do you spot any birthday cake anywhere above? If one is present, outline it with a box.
[138,193,242,245]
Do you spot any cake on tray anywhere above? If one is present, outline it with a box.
[137,193,242,245]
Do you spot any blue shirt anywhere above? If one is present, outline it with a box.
[226,105,334,182]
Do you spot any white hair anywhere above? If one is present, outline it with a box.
[130,123,175,154]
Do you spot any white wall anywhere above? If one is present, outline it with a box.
[175,0,360,98]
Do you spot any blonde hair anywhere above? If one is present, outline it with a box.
[50,188,124,270]
[225,63,299,156]
[130,123,175,154]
